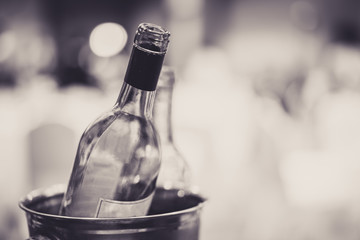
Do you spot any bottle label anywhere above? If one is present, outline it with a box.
[95,192,154,218]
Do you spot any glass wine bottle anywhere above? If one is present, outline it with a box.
[59,23,170,218]
[153,67,191,194]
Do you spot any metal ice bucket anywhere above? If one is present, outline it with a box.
[19,185,205,240]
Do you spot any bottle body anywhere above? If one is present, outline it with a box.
[60,102,160,217]
[157,142,191,191]
[60,23,170,218]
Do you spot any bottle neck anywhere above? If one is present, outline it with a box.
[153,86,173,143]
[115,83,155,119]
[115,39,166,119]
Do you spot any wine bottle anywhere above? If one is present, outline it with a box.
[153,67,191,193]
[59,23,170,218]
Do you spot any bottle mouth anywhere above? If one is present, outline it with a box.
[134,23,170,54]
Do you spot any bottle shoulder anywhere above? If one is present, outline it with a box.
[74,108,161,174]
[82,108,155,135]
[79,109,159,154]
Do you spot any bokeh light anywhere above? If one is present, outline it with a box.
[89,22,127,58]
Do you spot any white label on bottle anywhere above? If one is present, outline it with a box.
[95,192,154,218]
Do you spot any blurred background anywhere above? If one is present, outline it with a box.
[2,0,360,239]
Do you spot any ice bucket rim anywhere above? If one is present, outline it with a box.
[19,184,206,222]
